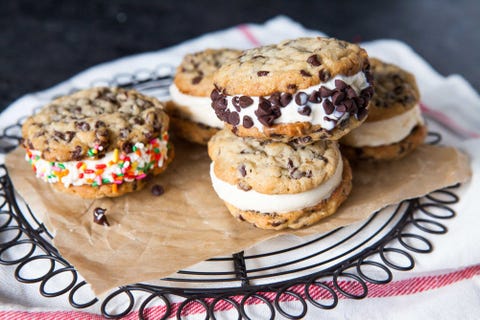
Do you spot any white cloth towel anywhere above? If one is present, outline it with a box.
[0,16,479,320]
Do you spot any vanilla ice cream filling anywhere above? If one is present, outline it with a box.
[341,104,424,147]
[210,158,344,213]
[221,71,370,131]
[169,84,224,128]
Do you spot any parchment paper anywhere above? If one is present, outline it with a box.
[5,140,471,295]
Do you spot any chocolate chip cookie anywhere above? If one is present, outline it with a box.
[341,58,427,161]
[22,87,174,198]
[211,37,374,142]
[168,48,242,145]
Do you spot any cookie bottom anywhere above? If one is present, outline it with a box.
[51,146,175,199]
[341,124,427,162]
[225,116,365,143]
[224,157,352,230]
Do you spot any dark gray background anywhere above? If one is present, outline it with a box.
[1,0,479,112]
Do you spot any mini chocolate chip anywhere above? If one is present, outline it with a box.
[305,170,312,178]
[75,121,90,131]
[271,221,284,227]
[290,168,305,179]
[361,87,374,99]
[298,105,312,116]
[344,99,354,112]
[319,86,333,98]
[308,90,321,103]
[319,69,331,82]
[212,97,228,110]
[280,93,292,107]
[53,131,65,141]
[287,84,297,90]
[122,141,133,153]
[243,116,254,128]
[268,92,281,107]
[256,98,272,115]
[287,159,294,169]
[238,215,245,221]
[232,96,242,112]
[257,114,276,127]
[335,79,347,90]
[134,117,145,125]
[394,86,404,94]
[65,131,76,143]
[95,120,106,129]
[72,145,83,160]
[151,184,164,196]
[120,128,130,138]
[257,71,269,76]
[239,96,254,108]
[295,92,308,106]
[332,92,346,105]
[210,89,221,101]
[298,136,312,144]
[238,182,252,191]
[144,131,153,139]
[192,76,203,84]
[26,140,34,149]
[323,100,335,115]
[346,87,357,99]
[239,165,247,177]
[228,112,240,125]
[93,207,109,226]
[336,104,347,113]
[307,54,321,66]
[356,108,368,121]
[300,70,312,77]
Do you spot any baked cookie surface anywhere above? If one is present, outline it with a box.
[367,58,420,122]
[208,129,341,195]
[22,87,169,162]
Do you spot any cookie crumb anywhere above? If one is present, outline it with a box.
[93,207,110,226]
[151,184,165,196]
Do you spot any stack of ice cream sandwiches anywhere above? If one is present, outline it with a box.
[205,37,376,230]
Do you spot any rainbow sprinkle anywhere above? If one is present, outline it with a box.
[25,133,170,193]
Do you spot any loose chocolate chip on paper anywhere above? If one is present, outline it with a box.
[93,207,110,226]
[280,93,292,107]
[308,90,321,103]
[322,100,335,115]
[151,184,165,196]
[210,89,221,101]
[307,54,322,66]
[257,71,269,77]
[346,87,357,99]
[268,92,281,107]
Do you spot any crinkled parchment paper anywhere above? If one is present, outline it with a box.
[5,140,471,295]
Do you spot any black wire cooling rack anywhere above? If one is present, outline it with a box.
[0,66,460,319]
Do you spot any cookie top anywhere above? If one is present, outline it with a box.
[22,87,169,162]
[208,129,341,195]
[214,37,370,96]
[367,58,420,122]
[173,48,242,97]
